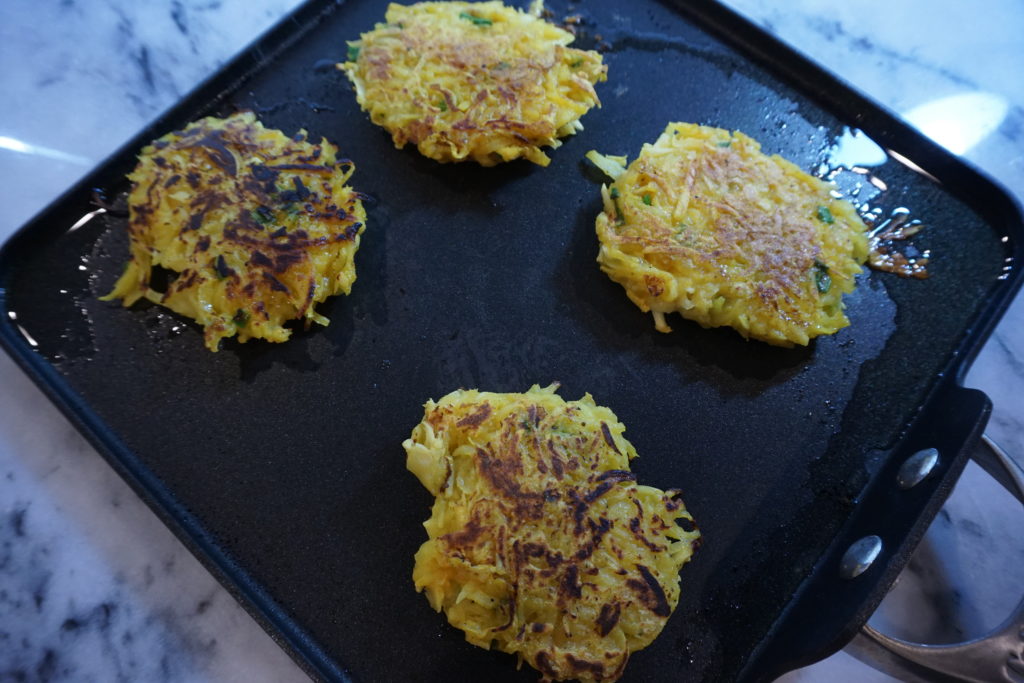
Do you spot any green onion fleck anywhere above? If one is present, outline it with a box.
[570,58,584,68]
[347,44,360,61]
[438,99,448,112]
[609,187,624,223]
[816,205,835,224]
[814,260,832,294]
[251,208,273,225]
[459,12,492,26]
[642,193,653,206]
[233,309,249,328]
[716,140,732,148]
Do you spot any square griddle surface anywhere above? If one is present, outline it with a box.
[0,1,1019,680]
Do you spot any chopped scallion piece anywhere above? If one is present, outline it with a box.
[716,140,731,148]
[347,44,360,61]
[816,205,835,224]
[814,260,832,294]
[251,206,273,224]
[642,193,653,205]
[459,12,492,26]
[585,150,628,180]
[609,186,624,223]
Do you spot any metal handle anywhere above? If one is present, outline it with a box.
[849,435,1024,683]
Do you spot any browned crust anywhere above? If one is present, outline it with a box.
[613,147,821,315]
[127,115,361,318]
[424,396,695,682]
[345,4,606,165]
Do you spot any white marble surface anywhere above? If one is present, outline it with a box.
[0,1,1021,681]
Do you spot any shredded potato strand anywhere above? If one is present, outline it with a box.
[591,123,869,346]
[341,1,607,166]
[404,384,700,682]
[102,112,366,351]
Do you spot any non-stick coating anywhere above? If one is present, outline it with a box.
[0,0,1016,680]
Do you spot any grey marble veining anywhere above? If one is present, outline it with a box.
[3,3,310,680]
[724,1,1024,680]
[2,0,305,231]
[1,1,1022,681]
[0,349,304,681]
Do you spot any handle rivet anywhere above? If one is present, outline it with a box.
[897,448,940,489]
[839,535,883,580]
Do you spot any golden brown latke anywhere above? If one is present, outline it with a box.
[589,123,869,346]
[102,112,366,351]
[405,384,700,682]
[340,1,607,166]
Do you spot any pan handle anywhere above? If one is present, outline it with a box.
[848,435,1024,683]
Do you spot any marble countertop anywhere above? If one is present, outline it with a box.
[1,1,1021,681]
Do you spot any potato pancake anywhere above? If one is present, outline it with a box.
[589,123,869,346]
[102,112,366,351]
[340,1,607,166]
[404,384,700,682]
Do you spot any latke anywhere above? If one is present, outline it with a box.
[340,1,607,166]
[589,123,869,346]
[404,384,700,682]
[102,112,366,351]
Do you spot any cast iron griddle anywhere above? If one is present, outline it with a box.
[0,0,1020,680]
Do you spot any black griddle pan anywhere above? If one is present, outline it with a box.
[1,0,1021,680]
